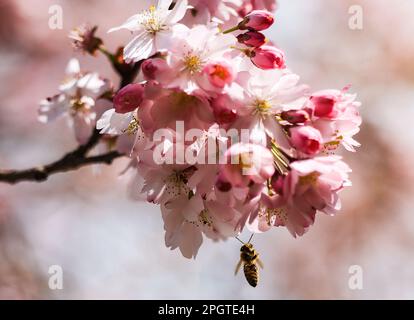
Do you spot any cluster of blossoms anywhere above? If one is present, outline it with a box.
[39,0,361,259]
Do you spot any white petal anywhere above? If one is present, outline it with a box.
[96,109,133,135]
[124,32,155,62]
[164,0,188,24]
[77,73,108,99]
[65,58,80,76]
[108,14,142,33]
[157,0,173,11]
[38,94,69,123]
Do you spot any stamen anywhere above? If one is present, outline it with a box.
[183,53,203,74]
[254,99,272,116]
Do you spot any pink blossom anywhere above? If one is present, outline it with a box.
[250,45,286,70]
[309,89,362,152]
[149,90,214,131]
[259,156,351,237]
[290,126,323,156]
[221,143,275,188]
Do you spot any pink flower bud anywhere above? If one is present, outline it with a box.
[280,109,309,124]
[239,10,275,31]
[290,126,323,156]
[310,91,339,118]
[202,61,235,88]
[141,58,169,81]
[113,83,144,114]
[250,45,286,70]
[237,31,267,48]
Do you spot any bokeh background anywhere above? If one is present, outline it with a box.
[0,0,414,299]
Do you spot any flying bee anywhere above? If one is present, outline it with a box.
[235,235,264,287]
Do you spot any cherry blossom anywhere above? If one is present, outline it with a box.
[35,2,362,262]
[39,58,111,144]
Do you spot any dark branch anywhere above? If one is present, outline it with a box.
[0,129,124,184]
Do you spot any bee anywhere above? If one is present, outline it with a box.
[235,235,264,287]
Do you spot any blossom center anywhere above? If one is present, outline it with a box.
[254,99,272,115]
[211,65,230,80]
[299,172,320,186]
[140,6,165,33]
[198,209,213,228]
[70,98,86,112]
[124,117,140,135]
[183,54,203,74]
[163,171,190,198]
[238,152,253,170]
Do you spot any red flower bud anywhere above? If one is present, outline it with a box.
[290,126,322,156]
[114,83,144,114]
[310,92,339,118]
[237,31,267,48]
[250,45,286,70]
[281,109,309,124]
[238,10,274,31]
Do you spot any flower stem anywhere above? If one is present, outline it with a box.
[223,26,240,34]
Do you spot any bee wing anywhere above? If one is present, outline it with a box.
[257,258,264,270]
[235,259,243,275]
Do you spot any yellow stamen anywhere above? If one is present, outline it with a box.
[183,54,203,74]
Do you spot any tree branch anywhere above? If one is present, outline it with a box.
[0,129,124,184]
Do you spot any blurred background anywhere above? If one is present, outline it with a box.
[0,0,413,299]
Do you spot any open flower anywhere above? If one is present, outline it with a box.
[235,68,308,149]
[39,58,111,144]
[308,88,362,152]
[109,0,189,62]
[162,192,242,259]
[259,156,351,237]
[165,25,236,93]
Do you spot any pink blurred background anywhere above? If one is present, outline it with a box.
[0,0,414,299]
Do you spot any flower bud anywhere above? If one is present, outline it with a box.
[280,109,309,124]
[310,91,339,118]
[290,126,323,156]
[141,58,169,81]
[114,83,144,114]
[250,45,286,70]
[237,31,267,48]
[238,10,274,31]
